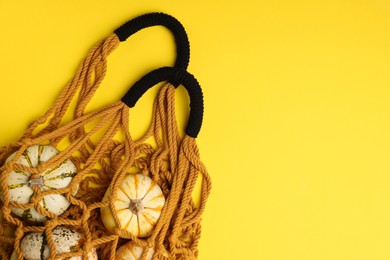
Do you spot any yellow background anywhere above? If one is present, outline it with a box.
[1,1,390,259]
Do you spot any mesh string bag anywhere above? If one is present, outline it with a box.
[93,66,212,260]
[0,13,191,259]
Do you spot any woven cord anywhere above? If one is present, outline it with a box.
[0,34,124,259]
[0,32,210,260]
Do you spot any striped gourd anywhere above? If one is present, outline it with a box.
[3,145,76,222]
[101,174,165,238]
[116,241,154,260]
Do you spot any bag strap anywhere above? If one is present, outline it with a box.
[114,12,190,71]
[74,12,190,115]
[28,13,190,137]
[121,67,204,138]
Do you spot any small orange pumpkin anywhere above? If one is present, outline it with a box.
[116,241,154,260]
[101,174,165,238]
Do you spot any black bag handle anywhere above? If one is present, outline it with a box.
[121,67,204,138]
[114,12,190,70]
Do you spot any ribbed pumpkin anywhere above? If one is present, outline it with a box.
[10,226,97,260]
[101,174,165,238]
[3,145,77,222]
[116,241,154,260]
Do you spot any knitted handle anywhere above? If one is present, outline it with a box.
[121,67,204,138]
[114,12,190,70]
[73,12,189,117]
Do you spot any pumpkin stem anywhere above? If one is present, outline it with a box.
[129,199,143,215]
[28,176,44,187]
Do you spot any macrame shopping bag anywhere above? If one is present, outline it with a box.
[93,66,212,260]
[0,12,190,259]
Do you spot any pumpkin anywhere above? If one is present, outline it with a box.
[3,145,77,222]
[10,226,97,260]
[116,241,154,260]
[101,174,165,238]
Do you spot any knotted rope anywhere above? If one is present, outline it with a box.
[0,13,210,260]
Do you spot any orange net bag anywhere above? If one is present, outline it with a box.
[0,12,210,260]
[100,66,211,259]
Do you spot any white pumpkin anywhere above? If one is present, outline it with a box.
[10,226,97,260]
[116,241,154,260]
[3,145,77,222]
[101,174,165,238]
